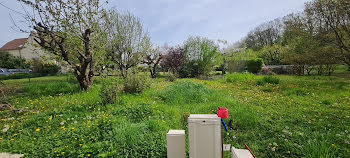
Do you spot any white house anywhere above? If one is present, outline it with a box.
[0,33,69,73]
[0,33,48,61]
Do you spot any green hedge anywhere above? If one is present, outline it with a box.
[247,58,264,73]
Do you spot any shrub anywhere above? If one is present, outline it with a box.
[257,76,280,85]
[100,77,120,105]
[40,63,60,75]
[0,51,29,69]
[225,73,257,83]
[165,73,177,82]
[30,59,60,75]
[247,58,264,73]
[123,73,151,94]
[158,81,213,104]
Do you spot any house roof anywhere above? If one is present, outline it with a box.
[0,38,28,51]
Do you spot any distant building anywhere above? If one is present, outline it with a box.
[0,33,48,60]
[0,33,69,73]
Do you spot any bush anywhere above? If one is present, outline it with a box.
[123,73,151,94]
[30,59,60,75]
[100,77,120,105]
[225,73,257,83]
[158,81,213,104]
[257,76,280,85]
[40,63,60,75]
[0,51,29,69]
[165,73,177,82]
[247,58,264,73]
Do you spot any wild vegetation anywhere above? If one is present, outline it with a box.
[227,0,350,75]
[1,0,349,157]
[0,73,349,157]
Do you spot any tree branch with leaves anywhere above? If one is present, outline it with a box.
[105,10,149,78]
[18,0,108,90]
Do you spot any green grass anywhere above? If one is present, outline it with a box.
[225,72,258,83]
[0,74,350,157]
[257,76,280,85]
[158,80,215,105]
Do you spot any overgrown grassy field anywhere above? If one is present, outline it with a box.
[0,74,349,157]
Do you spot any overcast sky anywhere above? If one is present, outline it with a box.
[0,0,309,47]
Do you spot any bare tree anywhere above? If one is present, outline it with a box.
[105,10,149,78]
[18,0,108,90]
[142,43,163,78]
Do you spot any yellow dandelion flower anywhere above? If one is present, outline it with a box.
[61,152,65,155]
[332,144,335,147]
[13,134,17,136]
[10,139,14,141]
[36,128,40,132]
[87,154,90,157]
[71,127,75,130]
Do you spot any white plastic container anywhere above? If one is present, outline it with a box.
[188,114,222,158]
[167,130,186,158]
[231,147,254,158]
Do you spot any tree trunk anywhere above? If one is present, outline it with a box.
[74,28,95,91]
[222,58,226,75]
[77,73,93,91]
[150,65,157,78]
[120,67,128,78]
